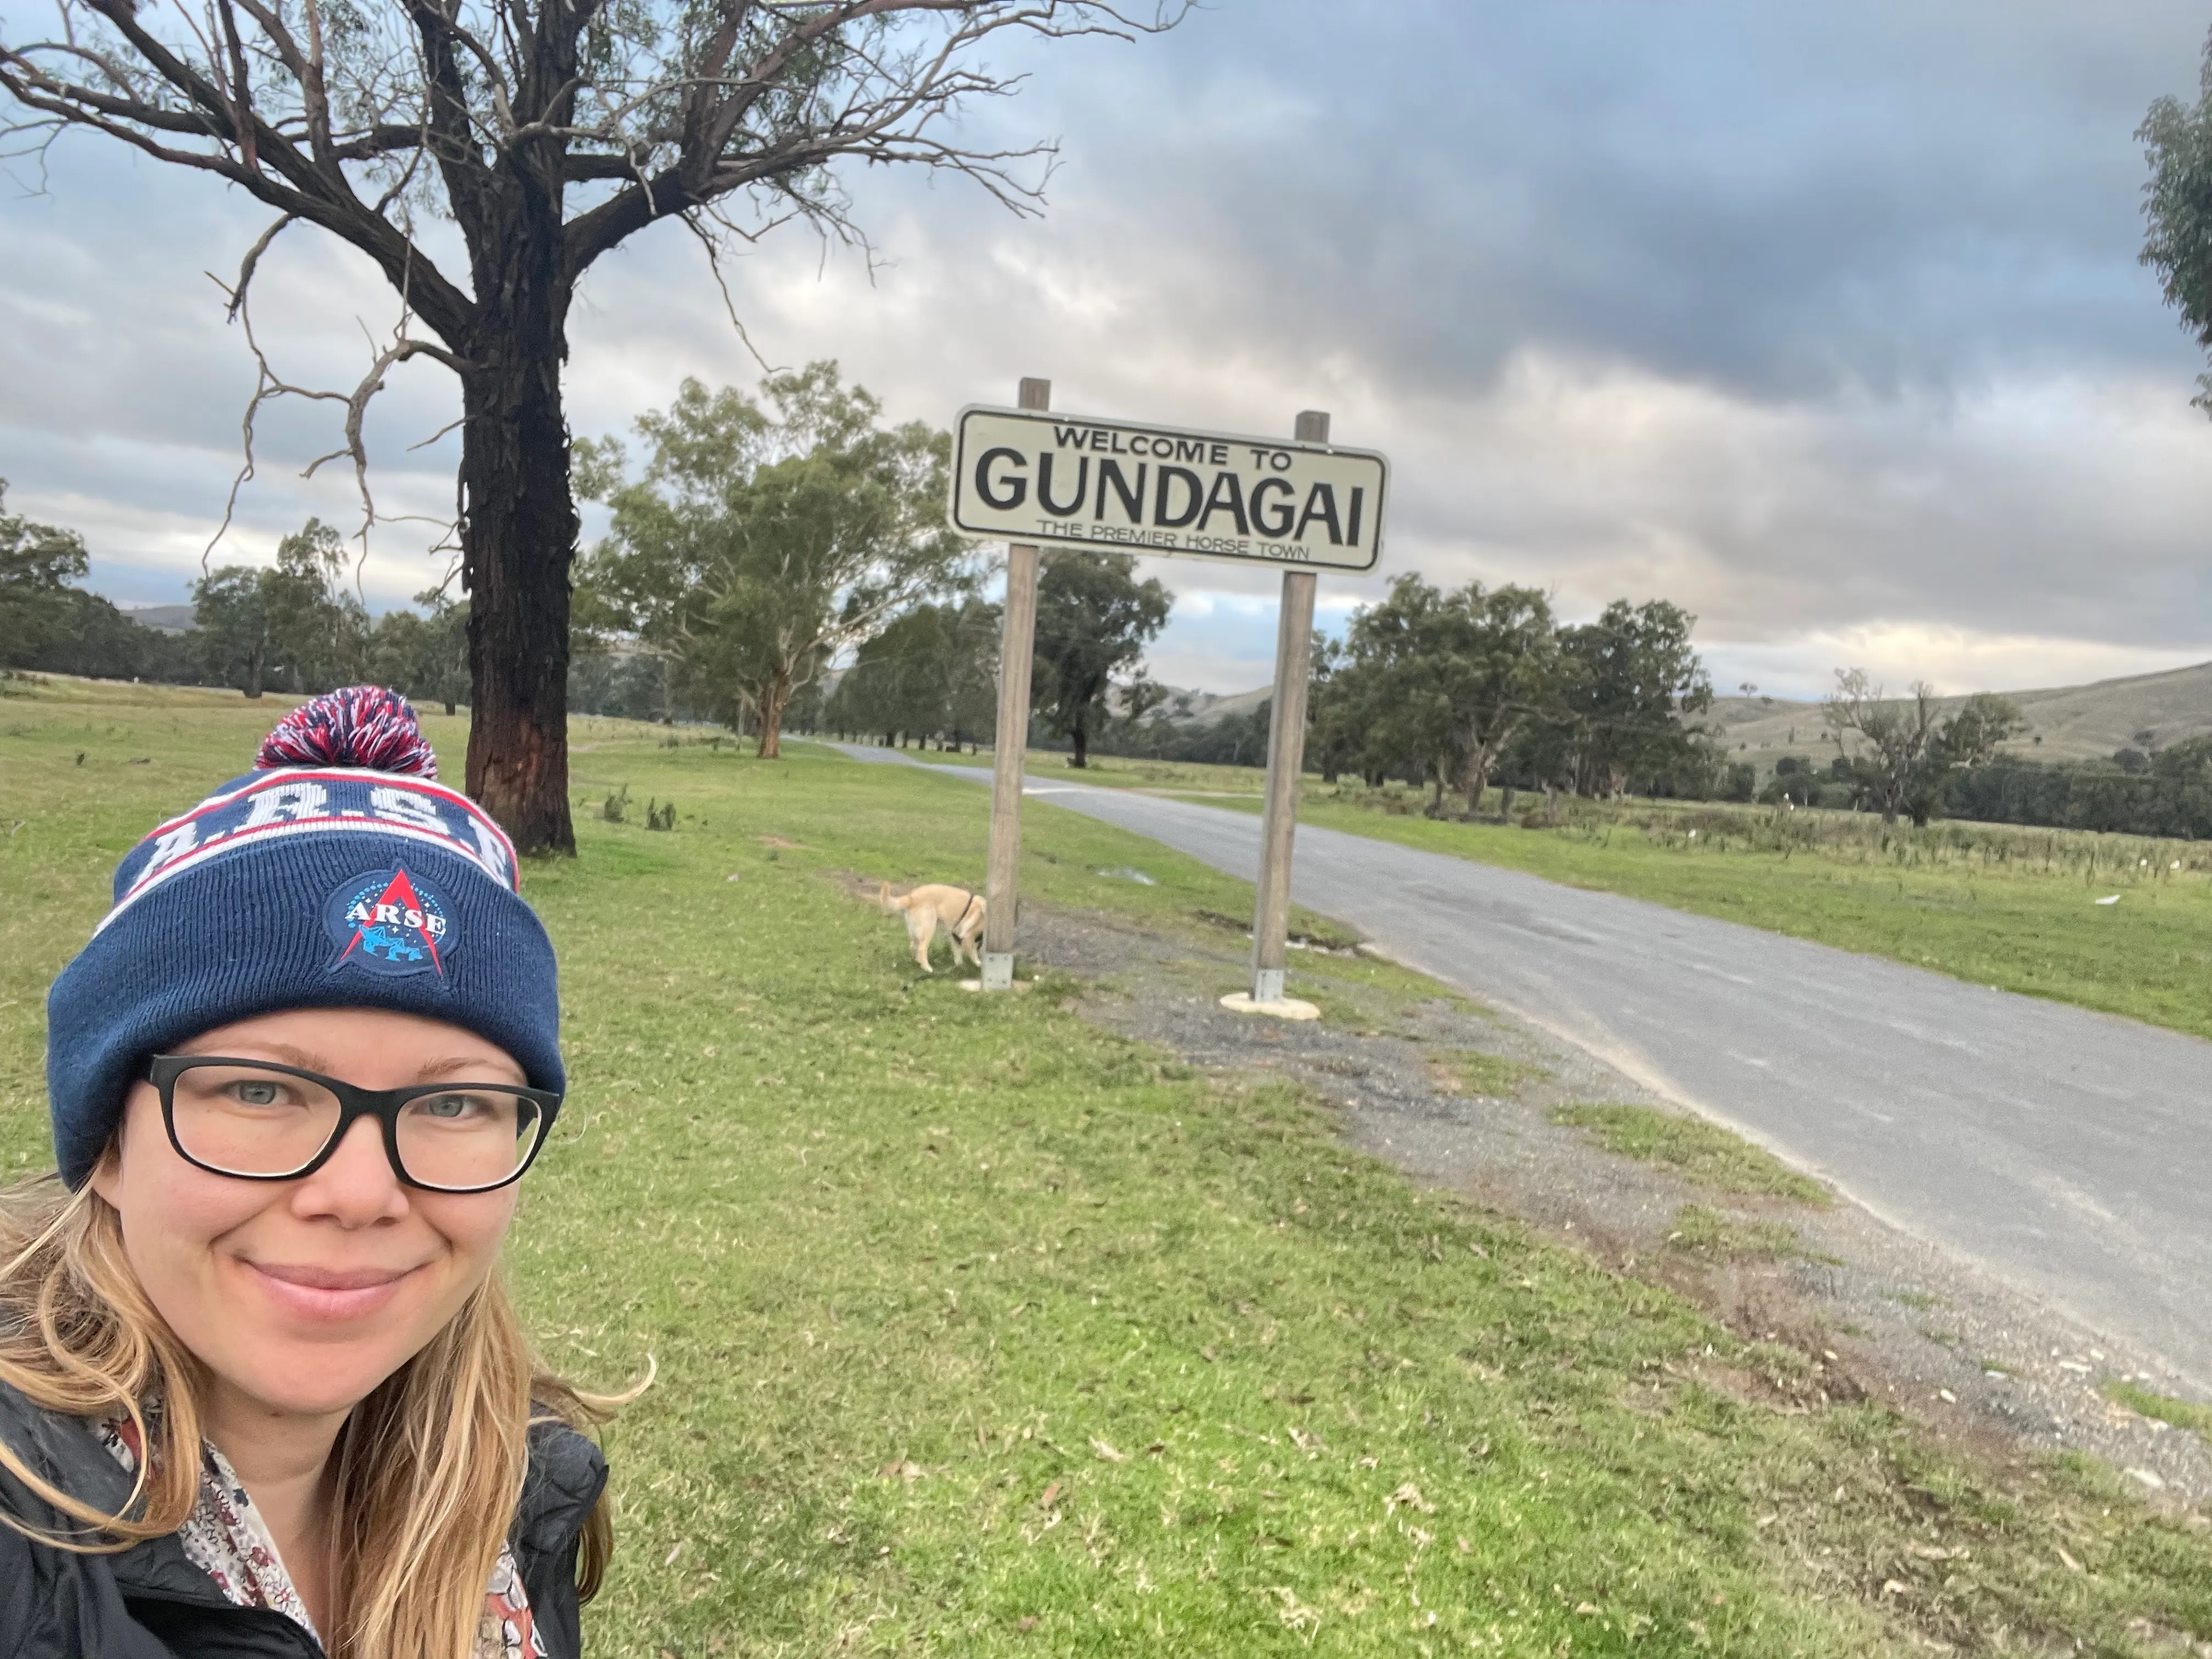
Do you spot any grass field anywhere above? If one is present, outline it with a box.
[9,681,2212,1655]
[873,743,2212,1044]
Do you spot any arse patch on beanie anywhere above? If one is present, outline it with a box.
[44,687,563,1188]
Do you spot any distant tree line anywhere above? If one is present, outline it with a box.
[1948,739,2212,840]
[623,489,2208,842]
[819,598,1003,749]
[3,482,467,712]
[2,480,199,682]
[17,450,2212,841]
[190,521,470,712]
[805,547,1177,766]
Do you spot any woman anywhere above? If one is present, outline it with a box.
[1,687,618,1657]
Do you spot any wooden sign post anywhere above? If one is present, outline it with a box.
[951,393,1385,1000]
[978,376,1052,992]
[1227,411,1327,1018]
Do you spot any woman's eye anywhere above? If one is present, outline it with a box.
[232,1081,283,1106]
[422,1094,472,1120]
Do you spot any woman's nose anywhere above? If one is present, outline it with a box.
[289,1114,409,1224]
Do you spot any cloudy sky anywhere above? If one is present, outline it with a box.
[6,0,2212,698]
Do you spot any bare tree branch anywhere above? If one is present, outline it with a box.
[205,250,471,565]
[5,0,1185,845]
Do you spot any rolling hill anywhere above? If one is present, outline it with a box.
[1707,660,2212,767]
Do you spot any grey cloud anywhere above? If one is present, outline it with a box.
[8,0,2212,691]
[1013,0,2212,404]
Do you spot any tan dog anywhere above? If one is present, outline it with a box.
[878,881,986,973]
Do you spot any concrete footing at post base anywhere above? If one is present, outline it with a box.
[1219,991,1320,1021]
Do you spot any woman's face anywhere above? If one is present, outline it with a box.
[92,1007,523,1423]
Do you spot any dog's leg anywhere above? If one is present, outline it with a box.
[912,911,936,973]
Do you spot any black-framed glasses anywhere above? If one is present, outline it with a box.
[143,1055,560,1194]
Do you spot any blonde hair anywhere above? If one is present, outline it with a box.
[0,1173,621,1657]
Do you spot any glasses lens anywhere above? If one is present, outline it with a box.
[394,1089,545,1191]
[168,1063,343,1178]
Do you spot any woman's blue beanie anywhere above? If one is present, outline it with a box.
[44,687,563,1188]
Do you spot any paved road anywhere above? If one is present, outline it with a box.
[838,744,2212,1385]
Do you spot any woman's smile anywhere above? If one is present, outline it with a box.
[236,1256,425,1324]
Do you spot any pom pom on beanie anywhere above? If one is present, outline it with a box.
[44,687,563,1187]
[256,685,441,778]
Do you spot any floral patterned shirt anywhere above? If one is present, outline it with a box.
[101,1417,545,1657]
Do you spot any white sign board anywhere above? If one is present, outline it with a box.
[949,406,1387,573]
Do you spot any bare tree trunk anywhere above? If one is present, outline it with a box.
[459,235,577,856]
[245,647,263,700]
[1070,716,1090,768]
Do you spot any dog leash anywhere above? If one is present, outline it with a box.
[952,890,980,933]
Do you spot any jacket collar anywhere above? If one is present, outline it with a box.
[0,1376,605,1590]
[0,1379,233,1604]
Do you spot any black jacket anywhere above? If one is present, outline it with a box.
[0,1379,607,1658]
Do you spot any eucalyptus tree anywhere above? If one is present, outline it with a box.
[1557,599,1712,799]
[582,364,968,758]
[2142,29,2212,415]
[261,517,371,691]
[1,1,1178,850]
[828,597,998,746]
[369,589,470,713]
[0,481,90,668]
[1029,549,1169,768]
[1311,574,1558,813]
[1436,579,1556,811]
[1317,574,1462,808]
[192,517,368,695]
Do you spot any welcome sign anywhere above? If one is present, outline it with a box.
[949,406,1388,572]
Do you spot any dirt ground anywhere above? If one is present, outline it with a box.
[997,895,2212,1513]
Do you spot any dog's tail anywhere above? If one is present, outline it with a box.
[877,879,902,912]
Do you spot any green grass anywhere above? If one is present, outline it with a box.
[1425,1049,1548,1099]
[9,683,2212,1655]
[2104,1381,2212,1438]
[1664,1204,1808,1263]
[1549,1104,1832,1207]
